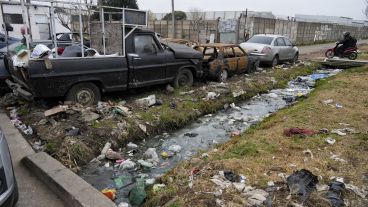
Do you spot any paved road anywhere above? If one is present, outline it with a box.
[299,39,368,55]
[0,111,65,207]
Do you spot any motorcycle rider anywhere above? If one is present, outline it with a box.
[336,32,357,56]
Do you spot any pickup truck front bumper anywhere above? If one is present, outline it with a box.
[5,79,33,101]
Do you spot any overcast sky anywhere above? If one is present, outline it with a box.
[137,0,367,20]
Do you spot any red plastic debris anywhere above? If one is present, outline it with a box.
[191,167,200,175]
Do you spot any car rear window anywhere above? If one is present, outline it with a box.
[247,36,274,45]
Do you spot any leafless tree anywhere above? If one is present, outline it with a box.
[187,7,203,20]
[147,10,156,22]
[53,0,91,32]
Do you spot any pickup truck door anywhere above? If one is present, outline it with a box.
[131,34,166,86]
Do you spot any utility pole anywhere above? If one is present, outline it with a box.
[171,0,175,38]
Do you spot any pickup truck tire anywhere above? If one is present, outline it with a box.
[66,82,101,106]
[173,68,194,88]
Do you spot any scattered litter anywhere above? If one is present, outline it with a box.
[44,105,68,117]
[135,95,156,108]
[267,181,275,187]
[127,142,138,149]
[201,153,209,158]
[224,171,241,182]
[180,90,195,95]
[230,103,241,111]
[331,129,346,136]
[168,145,182,153]
[113,106,131,116]
[316,184,329,192]
[287,169,318,201]
[101,142,111,155]
[114,176,127,189]
[244,189,269,206]
[145,178,155,186]
[104,162,110,168]
[117,202,129,207]
[139,124,148,135]
[65,127,80,136]
[323,99,334,105]
[119,159,136,170]
[184,133,198,137]
[101,188,116,201]
[330,153,347,163]
[205,92,220,100]
[233,183,246,192]
[166,84,175,93]
[303,149,314,162]
[210,178,232,189]
[345,184,368,198]
[8,108,34,136]
[128,178,146,206]
[81,111,100,122]
[160,151,173,159]
[152,184,166,193]
[32,140,44,151]
[232,90,246,98]
[326,137,336,145]
[105,149,122,160]
[143,148,159,164]
[284,128,320,137]
[335,103,343,109]
[267,93,279,99]
[138,159,154,168]
[215,199,225,206]
[327,181,345,207]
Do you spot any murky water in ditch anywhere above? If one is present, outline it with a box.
[80,69,341,205]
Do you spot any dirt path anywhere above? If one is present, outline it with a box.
[299,39,368,60]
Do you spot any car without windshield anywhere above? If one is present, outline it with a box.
[240,34,299,67]
[194,44,259,82]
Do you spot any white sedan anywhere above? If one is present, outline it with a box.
[240,34,299,67]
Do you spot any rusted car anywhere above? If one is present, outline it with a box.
[194,44,259,82]
[161,38,199,48]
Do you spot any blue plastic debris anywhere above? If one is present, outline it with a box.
[310,73,329,81]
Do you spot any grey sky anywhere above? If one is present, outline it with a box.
[137,0,367,20]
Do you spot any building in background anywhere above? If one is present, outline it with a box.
[0,0,92,41]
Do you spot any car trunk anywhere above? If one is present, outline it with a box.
[241,43,268,54]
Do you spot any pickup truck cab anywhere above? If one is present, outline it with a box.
[5,28,203,105]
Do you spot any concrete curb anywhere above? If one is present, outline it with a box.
[22,152,116,207]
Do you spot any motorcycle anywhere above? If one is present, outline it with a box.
[325,42,358,60]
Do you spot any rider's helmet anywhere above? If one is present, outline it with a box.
[343,31,350,37]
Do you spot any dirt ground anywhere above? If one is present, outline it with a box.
[144,66,368,207]
[0,63,313,171]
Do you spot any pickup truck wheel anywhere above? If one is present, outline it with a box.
[173,68,194,88]
[66,83,101,106]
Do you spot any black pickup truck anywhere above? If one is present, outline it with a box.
[5,28,203,105]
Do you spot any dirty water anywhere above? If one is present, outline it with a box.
[80,69,341,205]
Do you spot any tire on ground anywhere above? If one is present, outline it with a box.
[271,55,279,67]
[173,68,194,88]
[65,82,101,106]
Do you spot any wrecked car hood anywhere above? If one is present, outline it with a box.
[167,43,203,59]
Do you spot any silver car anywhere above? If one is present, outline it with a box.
[240,34,299,67]
[0,128,18,207]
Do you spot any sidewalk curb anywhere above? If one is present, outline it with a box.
[0,110,115,207]
[22,152,116,207]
